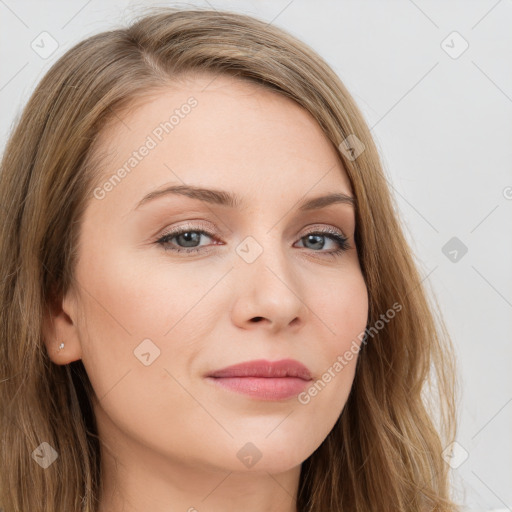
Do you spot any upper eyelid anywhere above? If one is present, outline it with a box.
[157,222,349,241]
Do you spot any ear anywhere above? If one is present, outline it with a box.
[42,286,83,365]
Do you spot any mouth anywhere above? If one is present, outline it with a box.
[205,358,312,401]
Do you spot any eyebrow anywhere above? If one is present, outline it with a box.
[134,184,356,212]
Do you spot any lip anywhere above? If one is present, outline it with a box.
[206,359,312,400]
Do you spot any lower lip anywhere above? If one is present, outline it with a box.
[206,376,310,400]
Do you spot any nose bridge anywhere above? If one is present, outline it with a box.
[231,226,307,330]
[236,226,291,284]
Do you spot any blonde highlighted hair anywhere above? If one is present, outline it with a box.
[0,7,459,511]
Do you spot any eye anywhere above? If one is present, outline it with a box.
[155,224,351,257]
[156,226,217,254]
[295,228,350,255]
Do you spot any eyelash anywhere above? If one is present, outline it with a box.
[155,224,351,258]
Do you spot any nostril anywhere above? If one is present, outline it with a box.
[251,317,264,323]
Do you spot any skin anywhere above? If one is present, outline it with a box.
[43,74,368,512]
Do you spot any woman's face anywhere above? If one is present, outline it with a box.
[48,74,368,478]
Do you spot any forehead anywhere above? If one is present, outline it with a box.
[89,74,353,214]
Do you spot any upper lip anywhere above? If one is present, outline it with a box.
[207,359,312,380]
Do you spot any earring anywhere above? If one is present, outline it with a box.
[57,342,65,352]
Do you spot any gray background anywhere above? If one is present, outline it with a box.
[1,1,511,510]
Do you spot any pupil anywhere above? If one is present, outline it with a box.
[306,234,324,250]
[179,232,200,247]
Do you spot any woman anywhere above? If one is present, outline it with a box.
[0,7,459,512]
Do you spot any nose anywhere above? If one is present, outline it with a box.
[230,240,308,333]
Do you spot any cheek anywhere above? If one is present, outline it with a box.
[74,245,222,398]
[74,250,204,450]
[76,243,205,339]
[296,269,368,418]
[315,267,369,352]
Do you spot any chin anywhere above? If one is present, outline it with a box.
[223,437,312,475]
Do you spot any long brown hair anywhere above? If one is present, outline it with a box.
[0,7,459,511]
